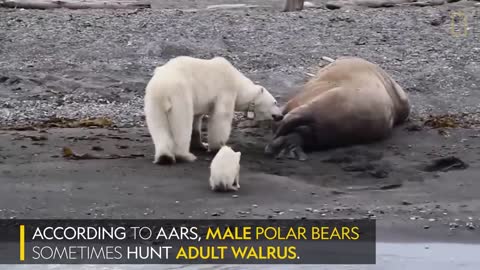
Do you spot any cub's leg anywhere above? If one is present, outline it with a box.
[209,176,216,191]
[190,115,208,151]
[207,97,235,152]
[233,169,240,189]
[169,96,197,162]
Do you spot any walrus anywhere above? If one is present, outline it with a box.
[265,57,411,160]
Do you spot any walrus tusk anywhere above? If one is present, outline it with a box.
[321,56,335,63]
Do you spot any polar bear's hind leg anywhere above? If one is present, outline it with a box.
[144,97,176,165]
[169,96,197,162]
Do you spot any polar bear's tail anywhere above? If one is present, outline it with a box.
[145,95,176,164]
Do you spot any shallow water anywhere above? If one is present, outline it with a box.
[2,243,479,270]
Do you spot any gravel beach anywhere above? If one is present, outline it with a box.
[0,1,479,243]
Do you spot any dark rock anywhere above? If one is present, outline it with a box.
[380,183,402,190]
[423,156,468,172]
[91,146,104,151]
[325,2,342,9]
[405,124,423,131]
[358,0,396,8]
[27,135,47,141]
[342,162,375,172]
[430,15,447,26]
[354,37,368,45]
[369,169,389,178]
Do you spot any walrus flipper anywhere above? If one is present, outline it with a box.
[265,124,312,161]
[264,107,313,161]
[283,143,308,161]
[273,111,314,139]
[265,133,308,161]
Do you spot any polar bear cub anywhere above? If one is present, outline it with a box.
[209,145,241,192]
[144,56,282,165]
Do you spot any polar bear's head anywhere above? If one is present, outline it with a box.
[251,86,283,121]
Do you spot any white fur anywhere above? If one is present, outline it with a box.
[209,146,241,192]
[144,56,282,164]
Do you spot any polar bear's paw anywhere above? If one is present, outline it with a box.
[153,154,176,165]
[175,152,197,163]
[211,183,239,192]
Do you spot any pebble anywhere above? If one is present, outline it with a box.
[449,222,459,229]
[232,195,238,198]
[466,222,475,230]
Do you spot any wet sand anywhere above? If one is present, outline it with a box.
[1,125,479,242]
[0,0,479,251]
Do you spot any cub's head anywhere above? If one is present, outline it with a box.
[252,86,283,121]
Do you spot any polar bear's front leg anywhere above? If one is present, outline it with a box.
[207,98,235,152]
[190,115,208,151]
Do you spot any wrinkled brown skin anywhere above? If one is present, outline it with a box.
[265,57,411,160]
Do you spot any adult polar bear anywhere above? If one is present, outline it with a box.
[265,57,411,160]
[145,56,283,165]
